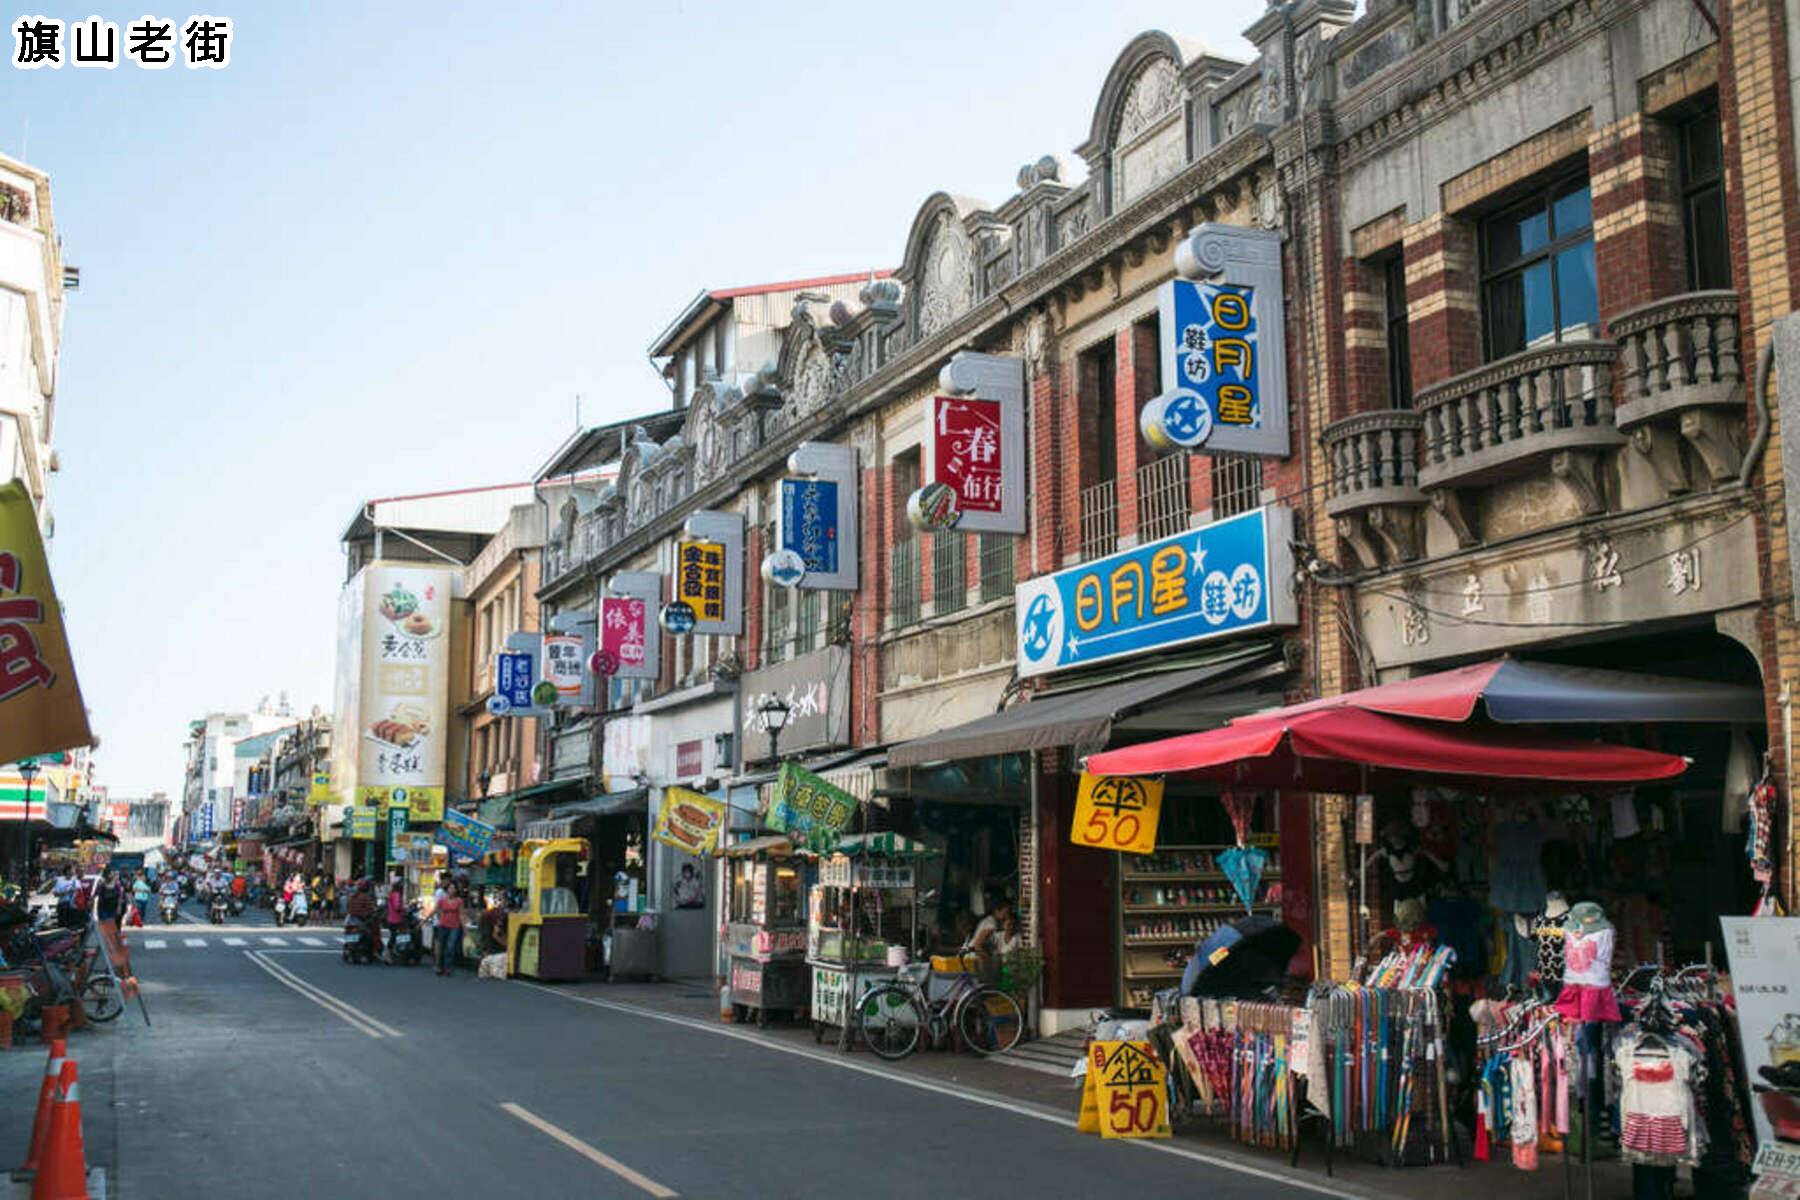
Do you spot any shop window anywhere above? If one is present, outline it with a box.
[891,449,922,627]
[1210,454,1263,519]
[1679,101,1729,292]
[1382,252,1412,407]
[1080,338,1118,485]
[933,533,966,615]
[795,590,822,654]
[1481,174,1598,358]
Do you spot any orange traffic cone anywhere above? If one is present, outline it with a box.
[30,1060,86,1200]
[16,1040,64,1177]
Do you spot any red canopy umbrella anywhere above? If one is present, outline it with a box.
[1083,705,1688,792]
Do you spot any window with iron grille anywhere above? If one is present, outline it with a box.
[762,519,790,664]
[1382,253,1412,408]
[890,539,920,627]
[795,590,822,655]
[933,533,966,615]
[1135,454,1190,543]
[978,534,1015,602]
[1210,454,1263,519]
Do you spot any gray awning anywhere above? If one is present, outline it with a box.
[888,643,1285,767]
[550,787,648,820]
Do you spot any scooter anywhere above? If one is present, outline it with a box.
[273,895,292,926]
[208,892,227,925]
[158,894,179,924]
[388,904,425,966]
[227,892,244,918]
[341,917,377,965]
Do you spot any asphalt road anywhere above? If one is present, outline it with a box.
[0,903,1348,1200]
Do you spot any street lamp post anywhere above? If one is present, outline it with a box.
[17,758,41,886]
[758,697,792,765]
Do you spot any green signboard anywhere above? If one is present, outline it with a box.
[766,763,859,853]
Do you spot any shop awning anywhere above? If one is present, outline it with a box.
[481,779,581,829]
[832,831,937,858]
[1084,706,1689,792]
[887,643,1283,767]
[550,787,648,820]
[1251,657,1765,726]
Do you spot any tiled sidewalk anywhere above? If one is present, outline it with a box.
[537,978,1644,1200]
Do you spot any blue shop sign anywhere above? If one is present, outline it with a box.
[1167,279,1258,432]
[781,478,839,575]
[495,650,534,711]
[1013,505,1296,678]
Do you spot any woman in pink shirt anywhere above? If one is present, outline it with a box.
[433,883,465,975]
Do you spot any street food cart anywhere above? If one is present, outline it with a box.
[508,837,588,980]
[721,836,811,1027]
[806,833,935,1050]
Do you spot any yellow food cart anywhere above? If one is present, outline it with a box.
[508,837,589,980]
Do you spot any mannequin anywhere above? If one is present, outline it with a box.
[1374,820,1446,902]
[1551,901,1622,1023]
[1526,891,1571,992]
[1379,896,1438,954]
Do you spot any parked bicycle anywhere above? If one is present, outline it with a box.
[854,958,1024,1061]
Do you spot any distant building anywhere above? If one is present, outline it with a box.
[0,152,71,539]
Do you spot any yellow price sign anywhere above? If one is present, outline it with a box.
[1071,773,1163,855]
[1091,1040,1170,1139]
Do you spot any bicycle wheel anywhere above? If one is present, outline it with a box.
[855,984,923,1060]
[80,974,124,1023]
[957,986,1023,1055]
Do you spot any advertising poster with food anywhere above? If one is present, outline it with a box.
[355,563,453,823]
[651,787,726,856]
[1723,917,1800,1154]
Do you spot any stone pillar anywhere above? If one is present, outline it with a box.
[1591,113,1687,324]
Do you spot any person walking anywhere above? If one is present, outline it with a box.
[433,882,464,976]
[130,872,151,925]
[52,867,77,928]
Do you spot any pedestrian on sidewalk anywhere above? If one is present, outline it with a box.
[384,880,407,964]
[433,882,464,975]
[130,872,151,924]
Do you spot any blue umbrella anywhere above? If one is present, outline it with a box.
[1219,845,1267,911]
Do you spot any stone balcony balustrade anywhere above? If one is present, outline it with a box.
[1323,408,1425,568]
[1610,289,1745,492]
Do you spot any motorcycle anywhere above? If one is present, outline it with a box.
[208,892,227,925]
[227,892,244,917]
[158,894,179,924]
[341,917,377,964]
[273,895,292,926]
[388,903,425,966]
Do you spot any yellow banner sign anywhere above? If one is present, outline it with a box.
[1090,1040,1170,1139]
[652,787,726,856]
[1071,773,1163,855]
[356,785,443,823]
[675,540,727,624]
[307,771,333,806]
[0,482,90,763]
[346,807,378,840]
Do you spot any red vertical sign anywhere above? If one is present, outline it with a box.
[931,395,1004,513]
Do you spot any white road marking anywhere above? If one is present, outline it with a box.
[501,1103,677,1197]
[298,937,324,947]
[243,951,404,1039]
[183,938,205,947]
[222,938,246,946]
[260,937,287,946]
[514,984,1358,1199]
[142,939,165,949]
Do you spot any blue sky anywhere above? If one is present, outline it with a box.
[7,0,1264,795]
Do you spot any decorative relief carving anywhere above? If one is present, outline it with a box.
[916,211,972,337]
[1116,57,1181,144]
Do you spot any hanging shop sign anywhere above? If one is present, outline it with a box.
[439,808,496,861]
[819,856,915,890]
[492,649,535,715]
[917,351,1027,535]
[543,632,585,702]
[1070,773,1164,855]
[739,646,851,762]
[678,511,744,635]
[1081,1040,1172,1140]
[605,572,662,681]
[1721,916,1800,1152]
[766,442,858,591]
[767,763,859,852]
[762,548,807,589]
[1014,504,1296,678]
[385,802,410,858]
[651,786,727,856]
[0,482,92,764]
[347,806,377,840]
[307,771,332,806]
[1151,224,1289,458]
[602,714,652,792]
[658,601,696,635]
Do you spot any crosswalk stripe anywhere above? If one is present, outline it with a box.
[183,938,205,947]
[143,939,166,949]
[299,937,324,947]
[223,937,246,946]
[261,937,287,946]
